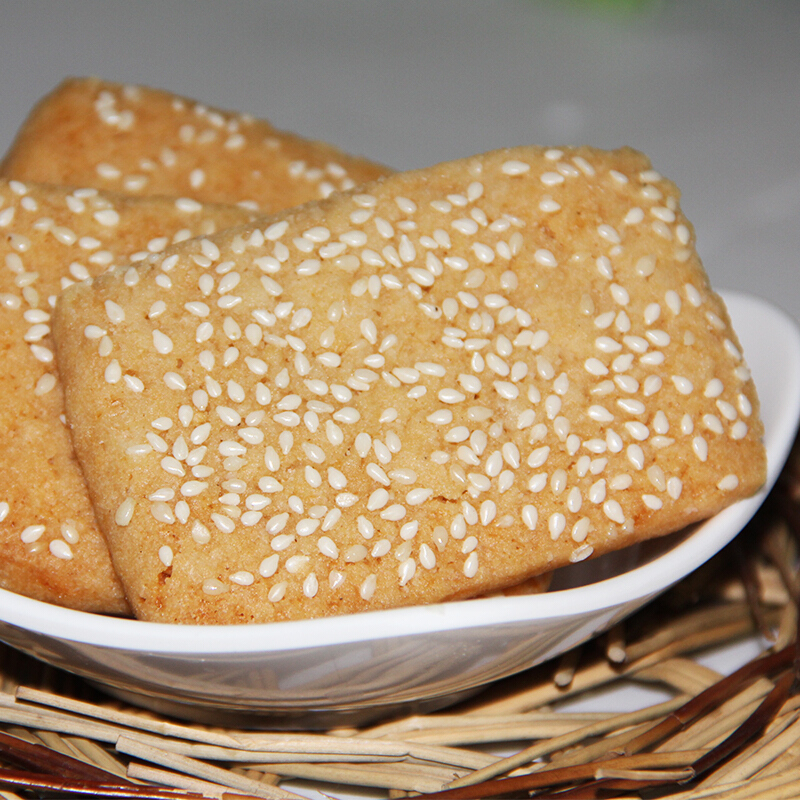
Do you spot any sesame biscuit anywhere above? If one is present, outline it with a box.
[53,146,766,625]
[0,179,254,613]
[0,77,391,211]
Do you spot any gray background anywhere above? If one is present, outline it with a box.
[1,0,798,324]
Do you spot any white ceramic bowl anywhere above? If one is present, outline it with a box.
[1,291,798,729]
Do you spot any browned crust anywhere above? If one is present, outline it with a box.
[0,77,392,211]
[53,146,766,624]
[0,180,254,613]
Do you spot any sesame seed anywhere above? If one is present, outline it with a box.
[610,284,630,306]
[603,500,625,524]
[398,558,416,585]
[568,544,592,563]
[686,430,709,461]
[359,574,377,600]
[584,358,609,377]
[627,444,645,470]
[501,160,531,175]
[540,171,565,186]
[672,376,694,395]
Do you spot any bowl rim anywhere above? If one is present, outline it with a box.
[2,290,798,654]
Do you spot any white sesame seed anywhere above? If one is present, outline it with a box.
[404,488,432,506]
[94,208,120,226]
[587,405,614,423]
[460,552,477,578]
[634,491,662,511]
[627,444,645,470]
[672,376,694,395]
[202,579,226,596]
[380,503,405,522]
[602,500,625,524]
[594,336,622,353]
[399,558,416,586]
[730,420,748,440]
[692,436,709,462]
[152,330,173,355]
[110,497,135,527]
[353,574,375,600]
[163,372,186,391]
[610,284,630,306]
[257,555,279,578]
[625,421,650,441]
[267,582,287,602]
[540,171,565,186]
[665,290,681,314]
[584,358,609,377]
[643,376,663,396]
[189,422,211,445]
[429,387,463,406]
[502,159,531,175]
[295,518,319,537]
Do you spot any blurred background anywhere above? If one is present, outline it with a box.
[0,0,798,321]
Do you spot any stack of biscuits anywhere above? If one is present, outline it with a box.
[0,77,766,624]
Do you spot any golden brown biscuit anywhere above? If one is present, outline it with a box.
[0,77,391,211]
[0,179,254,612]
[53,146,766,624]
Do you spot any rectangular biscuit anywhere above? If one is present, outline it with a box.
[0,179,254,613]
[0,77,391,212]
[52,146,766,625]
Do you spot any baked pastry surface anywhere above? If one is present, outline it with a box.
[0,77,392,613]
[0,179,254,612]
[53,146,766,624]
[0,77,391,211]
